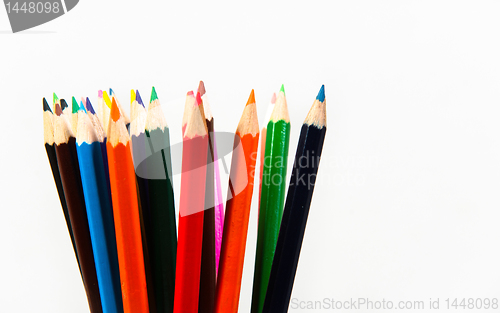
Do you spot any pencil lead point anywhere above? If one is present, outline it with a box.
[136,90,145,107]
[316,85,325,102]
[98,90,103,99]
[271,92,277,104]
[79,100,86,113]
[86,98,96,114]
[195,91,202,106]
[111,97,120,122]
[131,89,136,105]
[246,89,255,106]
[60,99,68,111]
[53,93,59,106]
[198,81,206,96]
[102,91,112,109]
[280,84,285,95]
[43,98,52,112]
[55,103,63,116]
[72,97,79,113]
[109,88,114,95]
[187,90,194,96]
[150,86,158,103]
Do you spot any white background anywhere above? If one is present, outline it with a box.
[1,1,500,312]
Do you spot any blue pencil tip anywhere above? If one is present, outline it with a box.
[136,90,145,108]
[316,85,325,102]
[109,88,114,95]
[79,100,86,113]
[85,97,96,114]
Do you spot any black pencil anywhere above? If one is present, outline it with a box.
[198,81,216,313]
[262,85,327,313]
[53,102,103,313]
[43,98,80,274]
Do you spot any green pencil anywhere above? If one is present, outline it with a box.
[145,86,177,313]
[251,85,290,313]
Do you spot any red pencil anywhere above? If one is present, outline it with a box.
[174,92,209,313]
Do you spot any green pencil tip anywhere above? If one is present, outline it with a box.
[280,84,285,95]
[53,93,59,105]
[150,86,158,102]
[72,97,79,113]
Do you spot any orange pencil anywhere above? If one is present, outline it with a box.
[107,98,149,313]
[215,90,260,313]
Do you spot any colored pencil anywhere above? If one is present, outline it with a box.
[76,104,123,313]
[143,87,177,313]
[130,90,157,313]
[53,102,103,313]
[98,90,110,134]
[199,82,225,278]
[107,98,149,313]
[182,91,196,135]
[174,91,208,313]
[251,85,290,313]
[70,97,79,135]
[110,88,131,130]
[258,93,276,210]
[263,86,327,313]
[43,98,80,272]
[215,90,260,313]
[198,82,216,313]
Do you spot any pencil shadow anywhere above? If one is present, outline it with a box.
[0,30,56,34]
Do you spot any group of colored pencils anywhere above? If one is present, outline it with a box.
[43,82,327,313]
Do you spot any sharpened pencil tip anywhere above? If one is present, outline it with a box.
[111,98,120,122]
[136,90,145,107]
[187,90,194,96]
[316,85,325,102]
[195,91,202,106]
[53,93,59,105]
[271,92,277,104]
[86,98,96,114]
[72,97,79,114]
[280,84,285,95]
[246,89,255,106]
[43,98,52,112]
[98,90,103,99]
[198,81,206,97]
[55,103,63,116]
[150,86,158,103]
[79,100,86,113]
[102,91,112,109]
[131,90,136,105]
[109,88,114,95]
[60,99,68,111]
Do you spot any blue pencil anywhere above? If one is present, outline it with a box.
[76,102,123,313]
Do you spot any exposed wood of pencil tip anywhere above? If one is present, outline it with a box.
[146,87,168,132]
[183,93,208,139]
[85,98,106,143]
[76,107,98,145]
[269,86,290,123]
[182,91,196,128]
[53,103,74,145]
[130,90,147,137]
[303,85,327,128]
[108,98,130,147]
[43,98,55,145]
[236,90,259,136]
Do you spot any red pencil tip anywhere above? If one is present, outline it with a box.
[55,103,63,116]
[111,97,120,122]
[187,90,194,96]
[271,92,277,104]
[246,89,255,106]
[196,92,202,106]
